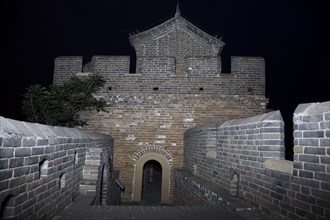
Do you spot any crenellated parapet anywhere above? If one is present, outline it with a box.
[178,101,330,219]
[136,56,176,76]
[53,56,83,85]
[53,5,265,96]
[0,116,115,219]
[53,54,265,96]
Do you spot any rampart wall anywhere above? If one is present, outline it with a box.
[175,101,330,220]
[53,55,265,96]
[0,117,114,220]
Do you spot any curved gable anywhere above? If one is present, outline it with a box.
[129,11,225,59]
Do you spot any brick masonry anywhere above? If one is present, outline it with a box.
[176,101,329,219]
[0,117,114,220]
[52,8,268,203]
[2,5,328,220]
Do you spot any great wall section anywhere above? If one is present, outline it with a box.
[1,5,329,220]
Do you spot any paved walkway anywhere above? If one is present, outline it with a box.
[52,195,272,220]
[52,173,272,220]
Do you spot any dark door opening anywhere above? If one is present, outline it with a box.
[141,160,162,205]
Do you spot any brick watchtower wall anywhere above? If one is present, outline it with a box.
[52,54,267,203]
[52,7,268,203]
[74,55,267,203]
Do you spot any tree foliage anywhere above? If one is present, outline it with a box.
[21,74,107,127]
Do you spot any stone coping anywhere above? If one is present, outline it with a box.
[264,159,293,174]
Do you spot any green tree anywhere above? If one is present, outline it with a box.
[21,74,107,127]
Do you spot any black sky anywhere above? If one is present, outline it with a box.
[1,0,329,159]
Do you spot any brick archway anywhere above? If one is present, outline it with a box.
[132,146,172,203]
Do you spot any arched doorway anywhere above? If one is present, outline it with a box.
[132,146,172,204]
[141,160,162,205]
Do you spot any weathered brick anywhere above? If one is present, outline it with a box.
[304,147,326,155]
[0,169,13,180]
[14,147,32,157]
[0,148,14,158]
[9,158,24,168]
[3,135,22,147]
[321,182,330,191]
[292,199,310,211]
[312,189,330,200]
[299,138,319,146]
[321,156,330,164]
[13,166,30,177]
[22,137,37,147]
[303,115,323,122]
[311,205,324,216]
[304,163,325,172]
[325,130,330,137]
[37,139,49,146]
[299,178,319,188]
[296,193,316,204]
[45,146,57,154]
[320,138,330,146]
[301,186,310,195]
[0,179,9,191]
[298,122,319,130]
[303,131,325,138]
[0,159,9,170]
[32,147,45,155]
[317,197,330,209]
[293,162,302,169]
[299,170,313,179]
[9,176,26,187]
[24,156,39,165]
[299,155,319,163]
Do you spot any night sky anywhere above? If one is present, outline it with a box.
[1,0,329,159]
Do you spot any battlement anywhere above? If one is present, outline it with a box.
[53,6,266,95]
[53,55,265,95]
[53,56,83,85]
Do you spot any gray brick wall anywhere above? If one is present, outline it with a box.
[0,117,114,220]
[292,101,330,219]
[53,56,83,86]
[178,101,330,220]
[53,55,265,96]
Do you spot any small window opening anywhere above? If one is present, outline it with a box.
[1,195,14,219]
[59,173,66,189]
[221,55,231,73]
[108,87,112,91]
[230,172,239,197]
[73,151,78,165]
[153,87,159,91]
[39,159,49,178]
[199,87,204,91]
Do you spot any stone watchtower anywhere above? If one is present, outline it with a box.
[53,5,268,204]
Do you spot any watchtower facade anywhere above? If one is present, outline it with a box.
[53,6,268,203]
